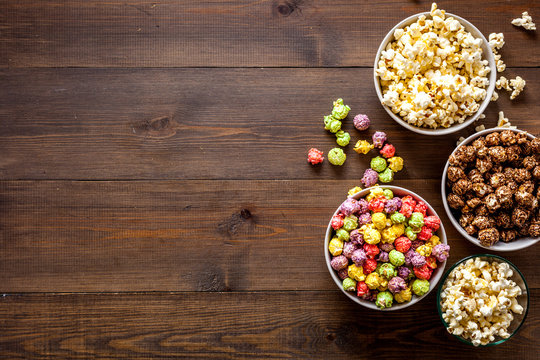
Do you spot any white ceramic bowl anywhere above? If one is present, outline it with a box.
[324,185,448,310]
[441,128,539,251]
[373,11,496,136]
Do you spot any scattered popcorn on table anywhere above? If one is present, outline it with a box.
[370,156,387,172]
[375,3,491,129]
[335,130,351,146]
[440,257,525,346]
[388,156,404,172]
[380,144,396,158]
[328,148,346,166]
[361,168,379,188]
[353,139,374,154]
[475,124,486,132]
[488,33,505,52]
[307,148,324,165]
[496,111,517,129]
[491,91,498,102]
[512,11,536,31]
[328,187,449,308]
[509,76,526,100]
[496,76,511,91]
[378,168,394,183]
[332,98,351,120]
[372,131,387,148]
[456,136,466,146]
[348,186,363,197]
[353,114,371,131]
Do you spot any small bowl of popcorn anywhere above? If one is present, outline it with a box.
[374,3,496,135]
[437,254,529,346]
[441,127,539,251]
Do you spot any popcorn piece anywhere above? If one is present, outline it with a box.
[348,186,362,197]
[354,140,374,154]
[353,114,371,131]
[456,136,466,146]
[372,131,387,148]
[496,76,511,91]
[324,115,342,133]
[370,156,387,172]
[328,148,346,166]
[307,148,324,165]
[380,144,396,158]
[511,12,536,31]
[332,98,351,120]
[509,76,526,100]
[475,124,486,133]
[488,33,504,52]
[491,91,498,102]
[388,156,404,172]
[335,130,351,146]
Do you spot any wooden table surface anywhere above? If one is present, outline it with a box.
[1,1,539,359]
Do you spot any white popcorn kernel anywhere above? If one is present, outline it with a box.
[488,33,505,51]
[512,12,536,31]
[491,91,498,101]
[475,124,485,132]
[509,76,526,100]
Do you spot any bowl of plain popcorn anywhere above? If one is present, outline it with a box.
[437,254,529,346]
[374,3,496,135]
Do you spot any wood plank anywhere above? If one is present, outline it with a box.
[1,0,539,68]
[1,179,538,292]
[0,291,538,359]
[0,68,538,180]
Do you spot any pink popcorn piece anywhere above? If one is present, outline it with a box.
[372,131,387,148]
[424,216,441,231]
[353,114,371,131]
[307,148,324,165]
[380,143,396,158]
[361,168,379,187]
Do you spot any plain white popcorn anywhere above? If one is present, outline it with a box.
[488,33,506,73]
[509,76,526,100]
[376,3,490,129]
[440,258,524,346]
[512,12,536,31]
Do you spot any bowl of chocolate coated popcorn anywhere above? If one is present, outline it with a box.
[442,128,540,251]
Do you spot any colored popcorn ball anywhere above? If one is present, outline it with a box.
[335,130,351,146]
[365,272,382,289]
[377,251,389,263]
[367,186,385,201]
[356,281,370,297]
[388,156,404,172]
[378,168,394,183]
[328,148,346,166]
[370,156,387,172]
[343,215,358,232]
[424,216,441,231]
[331,214,344,230]
[363,243,380,258]
[348,264,366,282]
[426,256,437,269]
[394,236,411,253]
[330,255,348,271]
[332,98,351,120]
[413,264,433,280]
[356,198,369,214]
[368,196,386,212]
[343,277,357,291]
[342,241,357,259]
[416,244,432,257]
[391,212,406,224]
[348,186,362,197]
[380,144,396,158]
[414,201,428,217]
[389,249,405,266]
[337,268,349,280]
[385,197,402,213]
[400,196,416,216]
[417,226,433,241]
[408,212,425,230]
[376,291,394,309]
[428,235,441,247]
[360,170,377,189]
[362,258,378,274]
[336,228,349,242]
[307,148,324,165]
[357,213,372,227]
[328,237,344,256]
[324,115,342,133]
[353,140,374,154]
[378,263,396,279]
[351,249,367,266]
[404,226,417,241]
[364,227,381,245]
[371,212,387,230]
[397,266,412,280]
[348,230,363,247]
[412,279,430,296]
[353,114,370,131]
[383,189,394,199]
[388,276,407,294]
[339,198,359,216]
[372,131,387,148]
[405,249,426,267]
[432,244,450,262]
[394,287,412,303]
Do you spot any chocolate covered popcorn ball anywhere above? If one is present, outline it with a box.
[328,148,346,166]
[353,114,370,131]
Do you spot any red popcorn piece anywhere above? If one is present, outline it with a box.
[357,281,369,297]
[307,148,324,165]
[380,143,396,158]
[414,201,428,216]
[362,258,378,274]
[368,196,386,212]
[394,236,411,253]
[413,264,433,280]
[363,243,380,258]
[424,216,441,231]
[401,195,416,208]
[400,203,414,218]
[417,226,433,241]
[426,256,438,269]
[331,214,344,230]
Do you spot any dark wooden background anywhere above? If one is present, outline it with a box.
[0,1,539,359]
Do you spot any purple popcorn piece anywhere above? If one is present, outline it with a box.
[365,290,378,302]
[337,268,349,280]
[384,197,402,214]
[372,131,387,148]
[349,229,365,245]
[432,244,450,262]
[388,276,407,294]
[339,198,359,216]
[397,266,412,279]
[353,114,371,131]
[356,198,369,214]
[342,241,357,259]
[377,251,389,263]
[357,213,372,227]
[351,249,367,266]
[379,243,395,253]
[330,255,349,271]
[361,168,379,188]
[405,249,426,267]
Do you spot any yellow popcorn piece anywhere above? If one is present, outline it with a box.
[348,264,366,282]
[372,212,387,230]
[348,186,363,197]
[353,140,374,155]
[416,244,433,257]
[395,287,412,303]
[388,157,404,172]
[364,228,382,245]
[365,272,382,290]
[428,235,441,246]
[328,237,344,256]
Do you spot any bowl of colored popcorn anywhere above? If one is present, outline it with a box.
[374,3,496,135]
[442,128,539,251]
[325,185,450,310]
[437,254,529,346]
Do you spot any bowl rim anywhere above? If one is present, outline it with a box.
[324,185,448,311]
[441,127,539,251]
[373,11,496,136]
[436,254,530,347]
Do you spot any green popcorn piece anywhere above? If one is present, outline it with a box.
[412,279,430,296]
[342,277,357,291]
[378,168,394,183]
[324,115,342,133]
[343,215,358,232]
[331,98,351,120]
[408,212,425,230]
[391,212,406,224]
[336,228,350,241]
[370,156,387,172]
[383,189,394,199]
[405,226,417,241]
[335,130,351,147]
[328,148,346,166]
[375,291,394,309]
[378,263,396,280]
[389,249,405,267]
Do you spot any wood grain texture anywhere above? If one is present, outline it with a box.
[0,67,538,180]
[0,291,538,359]
[1,179,538,292]
[1,0,539,68]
